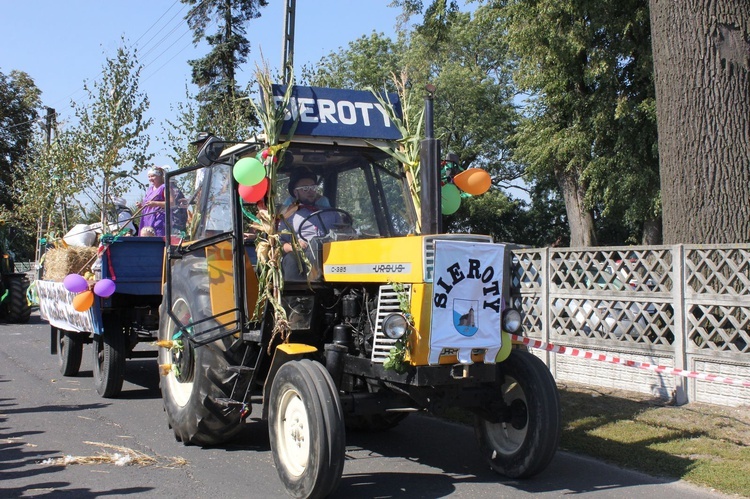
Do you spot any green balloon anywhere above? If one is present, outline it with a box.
[233,157,266,186]
[441,183,461,215]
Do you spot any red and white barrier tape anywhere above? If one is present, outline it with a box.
[508,334,750,388]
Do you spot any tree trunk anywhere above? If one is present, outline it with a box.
[642,216,662,245]
[556,168,597,247]
[650,0,750,244]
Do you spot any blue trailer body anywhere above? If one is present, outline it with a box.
[99,236,164,297]
[38,236,166,397]
[38,237,165,335]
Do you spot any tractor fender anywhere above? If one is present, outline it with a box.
[261,343,318,420]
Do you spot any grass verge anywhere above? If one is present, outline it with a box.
[443,381,750,496]
[558,382,750,497]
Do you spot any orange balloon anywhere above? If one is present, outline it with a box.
[453,168,492,196]
[72,290,95,312]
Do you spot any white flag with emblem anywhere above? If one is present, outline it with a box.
[429,240,505,364]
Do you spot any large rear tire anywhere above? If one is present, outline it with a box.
[92,314,127,398]
[269,359,345,499]
[4,275,31,323]
[55,326,83,376]
[475,349,561,478]
[158,258,244,446]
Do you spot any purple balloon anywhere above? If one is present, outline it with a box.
[63,274,89,293]
[93,278,116,298]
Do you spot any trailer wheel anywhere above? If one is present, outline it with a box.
[92,314,126,398]
[269,359,345,499]
[475,349,561,478]
[158,259,243,446]
[55,326,83,376]
[4,275,31,323]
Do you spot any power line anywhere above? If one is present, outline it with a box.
[139,3,191,60]
[41,2,195,121]
[133,0,183,47]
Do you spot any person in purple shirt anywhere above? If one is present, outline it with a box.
[138,166,167,236]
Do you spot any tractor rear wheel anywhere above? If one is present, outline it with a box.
[4,275,30,323]
[474,349,561,478]
[158,258,244,446]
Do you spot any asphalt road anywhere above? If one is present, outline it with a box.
[1,312,727,498]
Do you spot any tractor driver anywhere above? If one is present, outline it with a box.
[281,170,338,280]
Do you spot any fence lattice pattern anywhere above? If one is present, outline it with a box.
[509,244,750,405]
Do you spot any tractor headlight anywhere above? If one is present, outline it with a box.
[383,313,409,339]
[502,309,522,333]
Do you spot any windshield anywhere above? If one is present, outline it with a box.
[273,144,416,239]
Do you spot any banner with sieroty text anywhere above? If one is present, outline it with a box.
[428,240,505,364]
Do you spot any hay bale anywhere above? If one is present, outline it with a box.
[42,247,98,281]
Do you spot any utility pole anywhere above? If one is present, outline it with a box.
[35,108,57,269]
[45,107,54,146]
[281,0,296,85]
[44,107,68,233]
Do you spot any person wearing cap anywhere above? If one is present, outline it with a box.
[113,197,137,236]
[281,170,339,280]
[138,166,168,236]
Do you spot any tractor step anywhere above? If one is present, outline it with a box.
[214,398,244,408]
[187,325,239,347]
[242,329,262,342]
[226,365,254,374]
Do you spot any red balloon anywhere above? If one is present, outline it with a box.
[238,177,269,203]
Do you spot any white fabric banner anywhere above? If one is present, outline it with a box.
[429,240,505,364]
[36,280,98,333]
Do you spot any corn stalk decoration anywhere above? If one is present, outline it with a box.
[367,72,424,233]
[243,62,298,346]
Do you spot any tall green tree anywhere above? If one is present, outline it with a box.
[650,1,750,244]
[16,126,86,255]
[183,0,267,138]
[73,42,152,225]
[301,32,405,91]
[498,0,659,246]
[0,69,41,211]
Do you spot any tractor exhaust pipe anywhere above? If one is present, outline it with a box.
[420,84,441,235]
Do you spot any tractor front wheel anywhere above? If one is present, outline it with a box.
[269,359,345,499]
[475,349,561,478]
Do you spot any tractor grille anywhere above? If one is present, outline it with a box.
[371,284,411,363]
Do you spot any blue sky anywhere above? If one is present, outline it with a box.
[0,0,407,204]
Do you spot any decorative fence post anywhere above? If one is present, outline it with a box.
[672,244,689,405]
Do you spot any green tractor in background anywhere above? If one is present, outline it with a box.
[0,223,31,324]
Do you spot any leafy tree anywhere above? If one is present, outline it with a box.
[308,5,524,239]
[0,69,41,211]
[182,0,267,137]
[498,0,659,246]
[301,32,405,91]
[650,1,750,244]
[17,128,86,236]
[73,42,152,225]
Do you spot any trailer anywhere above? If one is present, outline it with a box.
[37,236,164,397]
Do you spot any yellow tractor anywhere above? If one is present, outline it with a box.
[158,85,560,498]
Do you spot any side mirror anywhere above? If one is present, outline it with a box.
[197,136,225,166]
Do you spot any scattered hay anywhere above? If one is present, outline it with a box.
[42,247,98,281]
[40,441,187,469]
